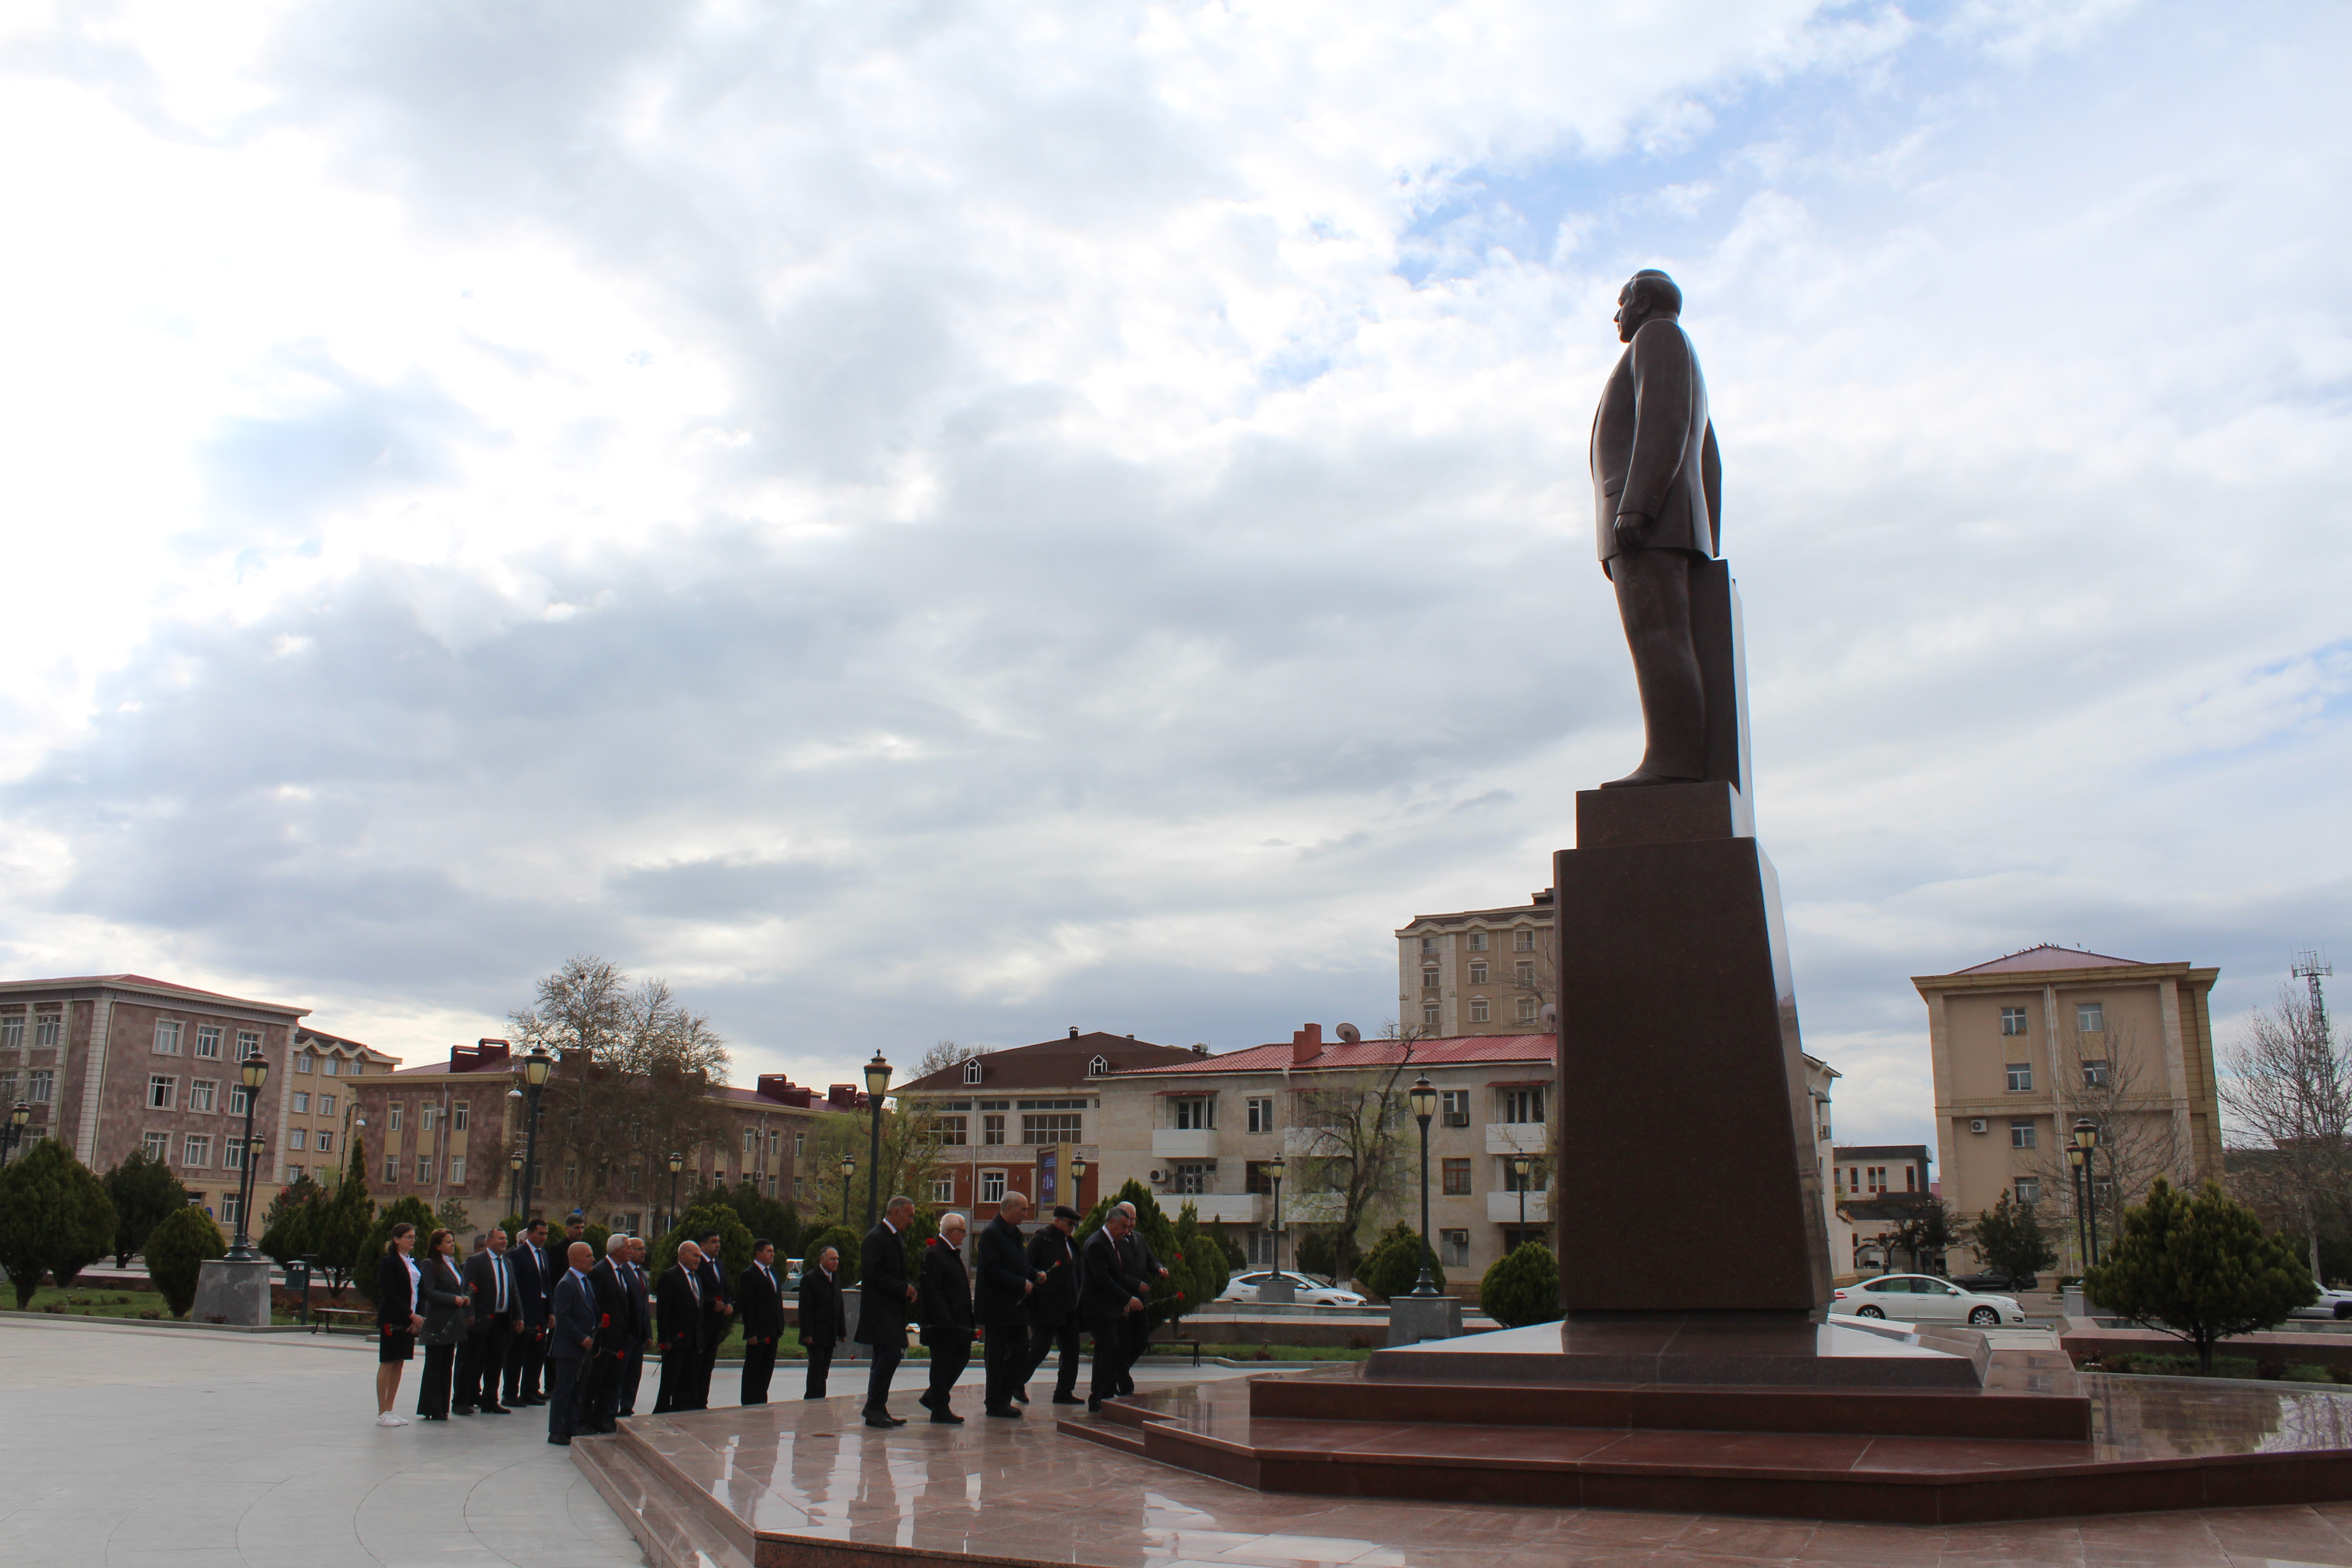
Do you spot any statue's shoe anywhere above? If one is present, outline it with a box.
[1598,769,1703,789]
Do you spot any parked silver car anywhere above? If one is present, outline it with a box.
[1216,1270,1367,1307]
[1832,1273,2029,1326]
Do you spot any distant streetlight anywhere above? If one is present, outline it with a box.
[862,1053,891,1229]
[1069,1151,1088,1210]
[667,1151,686,1236]
[2074,1119,2102,1267]
[0,1102,30,1168]
[838,1153,856,1229]
[1511,1152,1534,1237]
[1407,1075,1439,1296]
[225,1056,270,1262]
[517,1048,554,1224]
[1265,1152,1288,1274]
[508,1151,525,1217]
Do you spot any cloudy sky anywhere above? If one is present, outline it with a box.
[2,0,2345,1151]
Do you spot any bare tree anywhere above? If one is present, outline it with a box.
[799,1099,950,1232]
[509,957,737,1217]
[1287,1037,1425,1277]
[2219,984,2352,1283]
[915,1039,991,1079]
[2030,1017,2186,1265]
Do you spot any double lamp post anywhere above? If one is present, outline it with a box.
[2067,1117,2103,1271]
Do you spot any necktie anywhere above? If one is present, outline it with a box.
[687,1270,700,1305]
[495,1256,508,1312]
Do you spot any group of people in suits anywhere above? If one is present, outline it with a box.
[851,1191,1166,1428]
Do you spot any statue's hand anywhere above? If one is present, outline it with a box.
[1613,511,1651,551]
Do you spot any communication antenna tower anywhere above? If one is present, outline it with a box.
[2293,948,2332,1037]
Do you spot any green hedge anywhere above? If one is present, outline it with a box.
[145,1205,227,1318]
[1479,1241,1560,1327]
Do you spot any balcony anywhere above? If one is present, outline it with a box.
[1152,1128,1219,1159]
[1487,1189,1550,1224]
[1171,1193,1263,1225]
[1485,1122,1547,1156]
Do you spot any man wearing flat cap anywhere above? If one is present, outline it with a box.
[1021,1202,1086,1405]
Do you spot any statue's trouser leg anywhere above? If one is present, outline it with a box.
[1611,547,1706,780]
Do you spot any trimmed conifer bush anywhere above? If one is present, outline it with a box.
[144,1205,227,1318]
[1480,1241,1561,1327]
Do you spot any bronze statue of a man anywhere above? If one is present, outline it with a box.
[1590,269,1721,788]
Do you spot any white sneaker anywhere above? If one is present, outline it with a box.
[376,1412,409,1427]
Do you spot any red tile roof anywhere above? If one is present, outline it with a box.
[1120,1034,1553,1077]
[897,1031,1202,1094]
[1954,945,2142,975]
[0,973,308,1014]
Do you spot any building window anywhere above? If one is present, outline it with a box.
[2081,1059,2110,1088]
[293,1050,311,1072]
[219,1193,242,1229]
[236,1030,261,1059]
[315,1130,333,1154]
[153,1020,183,1055]
[792,1130,804,1156]
[1515,995,1540,1024]
[1515,961,1535,987]
[932,1115,968,1146]
[794,1177,807,1201]
[195,1024,222,1059]
[0,1015,18,1051]
[1441,1157,1472,1196]
[1249,1230,1279,1266]
[1422,968,1439,991]
[1469,998,1490,1024]
[416,1156,433,1182]
[449,1156,466,1183]
[289,1127,309,1150]
[2010,1120,2036,1149]
[2000,1007,2027,1037]
[384,1157,400,1182]
[1172,1162,1213,1195]
[982,1114,1006,1145]
[1172,1097,1215,1131]
[1246,1097,1274,1134]
[1422,1003,1440,1027]
[291,1092,309,1114]
[318,1095,334,1116]
[224,1140,245,1171]
[2015,1176,2042,1204]
[742,1128,756,1156]
[323,1057,341,1075]
[34,1011,63,1049]
[1469,961,1488,984]
[1088,1055,1110,1076]
[1441,1229,1470,1268]
[1469,932,1487,952]
[28,1069,53,1102]
[562,1163,578,1190]
[1024,1113,1081,1143]
[1420,936,1436,955]
[147,1075,176,1109]
[387,1102,403,1131]
[183,1134,211,1166]
[980,1169,1007,1203]
[421,1105,438,1132]
[189,1080,217,1113]
[452,1103,468,1131]
[2076,1003,2104,1033]
[1514,930,1535,952]
[229,1084,253,1116]
[142,1131,170,1161]
[1441,1089,1470,1126]
[1499,1088,1544,1124]
[1866,1166,1887,1195]
[2005,1063,2033,1092]
[931,1176,955,1204]
[965,1059,985,1084]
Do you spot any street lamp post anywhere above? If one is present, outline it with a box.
[225,1055,270,1262]
[0,1102,30,1168]
[517,1048,553,1225]
[1511,1152,1533,1240]
[1408,1074,1439,1296]
[2074,1118,2103,1268]
[838,1154,856,1229]
[667,1152,686,1236]
[1069,1152,1088,1213]
[2065,1144,2090,1272]
[862,1052,891,1230]
[1265,1152,1287,1275]
[508,1151,524,1218]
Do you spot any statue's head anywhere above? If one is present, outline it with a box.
[1615,270,1682,343]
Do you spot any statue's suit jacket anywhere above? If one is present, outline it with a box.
[1590,317,1722,570]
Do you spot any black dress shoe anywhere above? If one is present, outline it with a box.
[1086,1398,1102,1412]
[864,1415,898,1429]
[480,1405,510,1415]
[985,1406,1022,1419]
[548,1434,571,1446]
[453,1406,475,1416]
[929,1411,965,1424]
[1013,1391,1029,1404]
[1051,1394,1083,1405]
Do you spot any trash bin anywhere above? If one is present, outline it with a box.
[286,1258,313,1326]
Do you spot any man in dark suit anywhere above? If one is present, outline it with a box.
[1113,1202,1168,1398]
[917,1213,973,1423]
[652,1240,710,1414]
[797,1244,847,1399]
[975,1191,1041,1416]
[738,1238,786,1406]
[504,1219,553,1407]
[1589,268,1721,789]
[690,1229,733,1409]
[456,1230,515,1416]
[617,1235,653,1416]
[854,1196,919,1428]
[583,1236,633,1433]
[1022,1205,1084,1405]
[546,1241,599,1446]
[1081,1211,1147,1412]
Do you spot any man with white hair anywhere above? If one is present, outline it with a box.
[653,1240,709,1414]
[1113,1202,1170,1398]
[916,1213,974,1423]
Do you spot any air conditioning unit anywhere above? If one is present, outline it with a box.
[1970,1118,1989,1134]
[1148,1168,1166,1185]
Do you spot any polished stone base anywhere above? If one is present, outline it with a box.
[1385,1294,1463,1347]
[190,1256,271,1326]
[1368,1317,1985,1389]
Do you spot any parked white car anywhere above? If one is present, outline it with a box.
[1832,1273,2029,1326]
[2289,1286,2352,1320]
[1216,1270,1367,1307]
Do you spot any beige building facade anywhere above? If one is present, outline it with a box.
[280,1026,401,1187]
[1395,893,1556,1037]
[1916,944,2222,1273]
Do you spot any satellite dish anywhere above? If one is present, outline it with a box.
[1336,1023,1360,1043]
[1539,1004,1559,1029]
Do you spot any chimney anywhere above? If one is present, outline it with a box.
[1191,1043,1209,1057]
[756,1073,794,1101]
[1534,888,1554,906]
[1291,1023,1324,1066]
[1069,1026,1080,1038]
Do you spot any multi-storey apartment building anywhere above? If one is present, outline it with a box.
[895,1029,1203,1225]
[1394,893,1555,1037]
[1093,1024,1557,1284]
[0,974,311,1230]
[279,1026,402,1187]
[351,1039,850,1235]
[1830,1142,1939,1276]
[1916,944,2221,1274]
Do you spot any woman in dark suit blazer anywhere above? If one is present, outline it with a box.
[414,1229,470,1421]
[374,1223,426,1427]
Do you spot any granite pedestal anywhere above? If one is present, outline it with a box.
[190,1255,271,1326]
[1384,1293,1463,1347]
